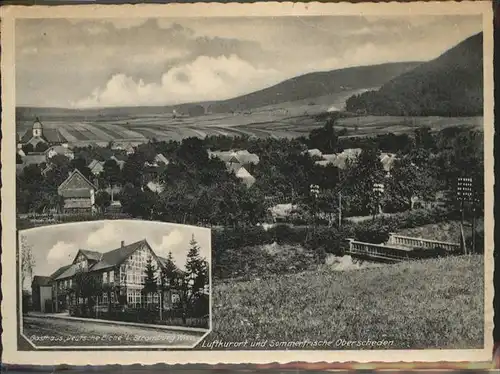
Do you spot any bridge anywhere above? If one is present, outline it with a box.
[345,233,462,263]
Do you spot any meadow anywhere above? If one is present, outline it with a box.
[208,255,484,349]
[17,90,483,145]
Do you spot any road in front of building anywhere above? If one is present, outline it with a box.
[22,315,206,347]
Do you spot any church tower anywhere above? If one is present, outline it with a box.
[32,117,43,138]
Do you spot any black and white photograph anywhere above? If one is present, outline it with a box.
[1,0,494,365]
[20,220,211,348]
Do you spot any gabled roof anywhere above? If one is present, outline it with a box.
[147,181,165,193]
[43,129,67,144]
[157,257,186,276]
[227,162,243,174]
[75,249,103,263]
[155,153,169,165]
[45,145,73,156]
[20,130,34,143]
[88,159,104,170]
[32,275,52,286]
[49,264,72,280]
[89,239,150,272]
[55,263,83,280]
[58,169,96,194]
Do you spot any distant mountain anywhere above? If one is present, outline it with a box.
[345,33,483,117]
[16,62,420,121]
[205,62,421,114]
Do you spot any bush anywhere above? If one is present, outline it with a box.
[466,231,484,254]
[271,224,308,244]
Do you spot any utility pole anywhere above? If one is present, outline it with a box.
[310,184,320,235]
[338,168,343,228]
[338,190,342,228]
[457,176,473,255]
[372,183,385,220]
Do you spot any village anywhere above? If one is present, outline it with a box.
[16,115,484,269]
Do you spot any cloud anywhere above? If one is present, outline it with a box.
[47,241,78,263]
[154,229,185,257]
[86,221,126,248]
[72,54,282,108]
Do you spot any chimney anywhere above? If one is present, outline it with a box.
[121,240,125,248]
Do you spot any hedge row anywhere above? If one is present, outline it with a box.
[212,207,461,279]
[213,207,457,253]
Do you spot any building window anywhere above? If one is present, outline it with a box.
[109,270,114,283]
[103,272,108,283]
[69,279,72,287]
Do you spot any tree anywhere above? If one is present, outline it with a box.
[142,257,158,309]
[177,137,208,167]
[121,183,155,219]
[102,159,121,188]
[73,269,102,316]
[160,252,178,289]
[308,117,341,153]
[94,190,111,213]
[177,236,209,324]
[386,158,436,211]
[20,234,35,290]
[22,143,34,154]
[35,142,49,153]
[343,147,386,216]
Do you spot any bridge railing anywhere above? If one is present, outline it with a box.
[346,239,412,261]
[387,233,460,252]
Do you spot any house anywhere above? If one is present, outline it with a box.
[380,153,397,173]
[208,150,260,166]
[42,239,184,312]
[45,145,74,161]
[112,142,135,155]
[20,154,47,168]
[57,169,96,214]
[304,148,323,158]
[154,153,169,166]
[145,153,170,168]
[31,276,53,312]
[314,148,362,169]
[227,163,256,188]
[18,118,67,150]
[88,159,105,176]
[147,180,165,194]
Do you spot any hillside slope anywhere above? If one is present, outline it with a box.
[211,255,484,349]
[207,62,421,114]
[345,33,483,116]
[17,62,420,121]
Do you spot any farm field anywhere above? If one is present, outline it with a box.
[17,87,483,147]
[16,112,484,146]
[209,255,484,349]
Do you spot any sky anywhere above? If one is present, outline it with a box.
[19,220,211,287]
[16,16,482,108]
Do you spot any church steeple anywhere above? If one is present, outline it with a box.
[32,117,43,137]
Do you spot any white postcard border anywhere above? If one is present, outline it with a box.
[1,1,494,365]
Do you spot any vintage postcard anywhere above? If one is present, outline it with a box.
[1,1,494,366]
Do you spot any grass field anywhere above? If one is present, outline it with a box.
[397,219,484,243]
[209,255,484,349]
[17,91,483,145]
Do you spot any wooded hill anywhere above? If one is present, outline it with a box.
[345,33,483,117]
